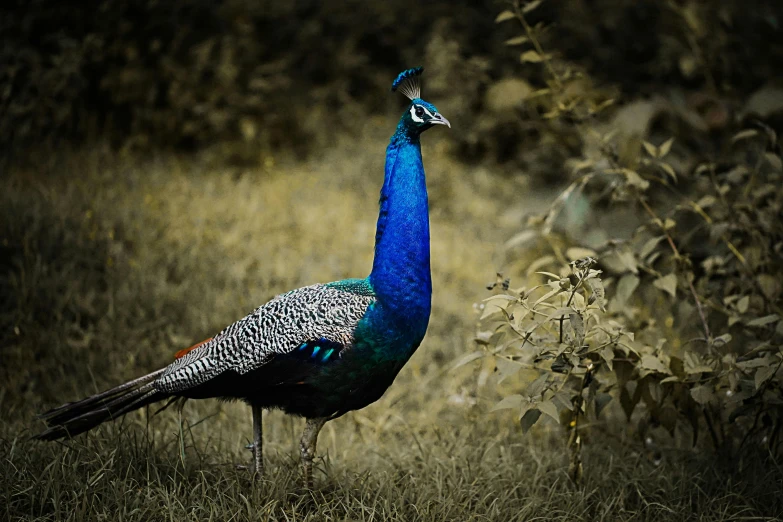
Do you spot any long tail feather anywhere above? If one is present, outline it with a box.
[33,370,168,441]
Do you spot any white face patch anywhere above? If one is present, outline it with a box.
[410,104,436,124]
[410,105,424,123]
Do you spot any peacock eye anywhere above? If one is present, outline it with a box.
[415,106,424,117]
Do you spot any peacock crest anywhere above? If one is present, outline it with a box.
[391,67,423,100]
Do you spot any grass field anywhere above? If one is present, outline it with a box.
[1,124,781,521]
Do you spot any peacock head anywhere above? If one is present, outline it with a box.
[392,67,450,134]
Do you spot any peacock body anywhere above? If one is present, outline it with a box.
[34,67,450,487]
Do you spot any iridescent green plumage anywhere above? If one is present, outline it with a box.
[34,68,451,488]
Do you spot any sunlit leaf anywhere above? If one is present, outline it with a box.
[653,273,677,298]
[585,278,606,312]
[711,333,732,348]
[639,236,664,260]
[552,390,575,411]
[614,249,639,274]
[615,274,639,307]
[765,152,782,171]
[522,0,543,13]
[453,351,484,369]
[730,129,759,143]
[532,287,563,308]
[756,274,780,301]
[526,373,549,398]
[658,137,674,157]
[640,354,671,375]
[496,356,523,382]
[695,195,717,209]
[480,295,511,320]
[658,162,677,182]
[520,50,544,63]
[569,311,585,346]
[623,169,650,190]
[504,36,529,46]
[495,10,516,23]
[538,400,560,423]
[491,394,523,412]
[600,346,614,371]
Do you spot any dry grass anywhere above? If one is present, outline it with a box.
[1,124,781,521]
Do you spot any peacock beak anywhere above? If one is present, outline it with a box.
[431,113,451,128]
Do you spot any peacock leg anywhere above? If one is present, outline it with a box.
[251,404,263,477]
[300,417,327,488]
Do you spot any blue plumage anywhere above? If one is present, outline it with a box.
[34,68,451,488]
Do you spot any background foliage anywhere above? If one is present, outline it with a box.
[2,0,783,520]
[474,0,783,474]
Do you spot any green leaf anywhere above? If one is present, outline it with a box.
[623,169,650,190]
[747,314,780,327]
[569,311,585,346]
[690,385,715,405]
[480,295,512,320]
[696,195,717,209]
[658,137,674,157]
[452,351,484,369]
[639,236,664,260]
[711,333,732,349]
[642,140,658,157]
[640,354,671,375]
[538,400,560,423]
[615,249,639,274]
[495,10,516,23]
[653,273,678,298]
[586,277,606,312]
[526,373,549,398]
[594,393,613,416]
[552,390,575,411]
[736,295,750,314]
[685,364,713,374]
[504,36,529,46]
[496,356,523,382]
[756,274,780,301]
[658,162,677,182]
[532,287,563,308]
[730,129,759,143]
[522,0,543,13]
[600,346,614,371]
[615,274,639,307]
[520,50,544,63]
[491,394,523,412]
[765,152,782,171]
[520,408,542,433]
[755,366,777,390]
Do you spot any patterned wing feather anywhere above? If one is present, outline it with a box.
[156,283,375,393]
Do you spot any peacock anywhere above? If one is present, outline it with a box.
[34,67,450,487]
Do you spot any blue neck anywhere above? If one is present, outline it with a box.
[368,124,432,335]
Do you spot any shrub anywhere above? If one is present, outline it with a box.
[471,0,783,477]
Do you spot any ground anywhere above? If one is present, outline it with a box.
[1,124,780,521]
